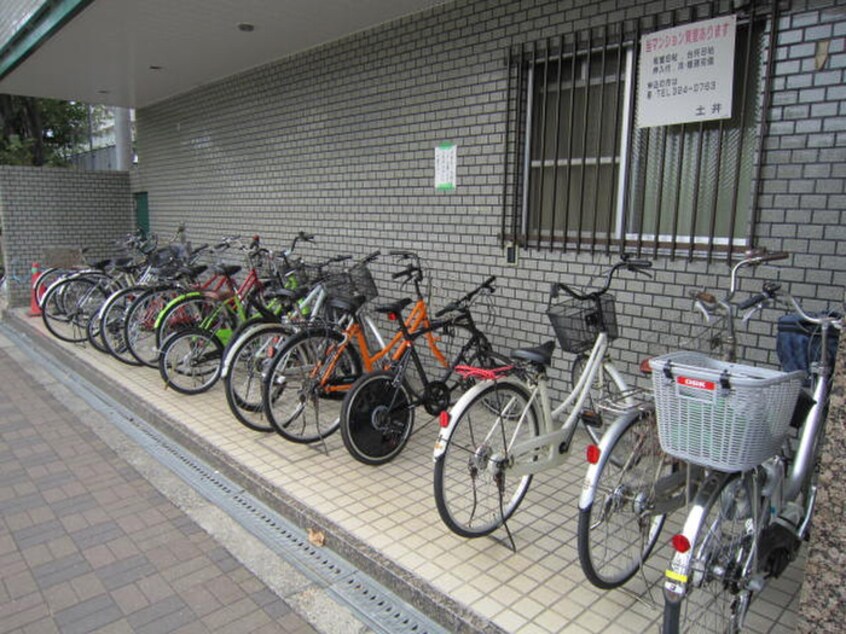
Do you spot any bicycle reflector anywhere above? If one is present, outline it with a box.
[586,444,601,464]
[671,534,691,553]
[387,312,398,321]
[439,411,450,428]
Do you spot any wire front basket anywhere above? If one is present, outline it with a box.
[649,351,803,472]
[349,262,379,302]
[547,295,618,354]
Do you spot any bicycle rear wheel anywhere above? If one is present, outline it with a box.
[433,380,540,537]
[578,408,670,589]
[341,371,414,465]
[158,327,224,395]
[663,473,756,634]
[42,277,108,343]
[262,328,362,443]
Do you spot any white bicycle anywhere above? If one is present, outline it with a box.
[432,256,652,545]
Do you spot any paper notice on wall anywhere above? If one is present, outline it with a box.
[637,14,737,128]
[435,143,457,190]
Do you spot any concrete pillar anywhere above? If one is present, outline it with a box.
[114,107,132,171]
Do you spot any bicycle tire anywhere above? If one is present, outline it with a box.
[662,473,756,634]
[262,327,362,443]
[224,323,294,432]
[155,295,221,349]
[433,379,540,538]
[577,408,670,589]
[42,277,109,343]
[340,371,415,465]
[100,286,144,365]
[86,309,108,353]
[158,327,224,395]
[571,354,628,445]
[33,267,64,307]
[123,286,182,366]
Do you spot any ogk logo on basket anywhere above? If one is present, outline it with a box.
[677,376,715,390]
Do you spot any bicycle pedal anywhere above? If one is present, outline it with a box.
[580,410,603,428]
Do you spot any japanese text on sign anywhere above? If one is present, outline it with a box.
[435,143,457,191]
[637,15,736,128]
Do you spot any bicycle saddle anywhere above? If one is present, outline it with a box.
[510,340,556,367]
[374,298,413,315]
[264,286,308,302]
[214,264,241,277]
[112,256,136,270]
[327,294,368,315]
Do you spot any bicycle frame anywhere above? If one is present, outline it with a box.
[312,297,445,398]
[435,330,628,474]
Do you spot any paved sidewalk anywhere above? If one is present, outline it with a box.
[0,333,320,634]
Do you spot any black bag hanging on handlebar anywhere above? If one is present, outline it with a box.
[776,313,840,381]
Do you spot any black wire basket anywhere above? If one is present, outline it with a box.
[546,295,618,354]
[349,263,379,302]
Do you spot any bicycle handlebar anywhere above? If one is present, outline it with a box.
[392,265,421,280]
[435,276,496,317]
[361,250,380,264]
[553,255,652,302]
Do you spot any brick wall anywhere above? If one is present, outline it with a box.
[133,0,846,392]
[0,166,133,306]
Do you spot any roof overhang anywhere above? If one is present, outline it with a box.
[0,0,448,108]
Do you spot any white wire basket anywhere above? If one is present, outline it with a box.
[649,351,804,472]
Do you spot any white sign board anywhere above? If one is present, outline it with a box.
[434,143,457,190]
[637,15,737,128]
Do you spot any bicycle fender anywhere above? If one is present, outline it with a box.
[578,407,642,510]
[433,375,527,461]
[663,471,732,599]
[153,291,205,329]
[220,322,292,377]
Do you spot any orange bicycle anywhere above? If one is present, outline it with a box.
[261,251,456,444]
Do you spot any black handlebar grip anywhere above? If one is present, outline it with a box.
[363,250,381,263]
[435,302,457,318]
[482,275,496,288]
[392,265,414,280]
[738,293,768,311]
[627,259,653,269]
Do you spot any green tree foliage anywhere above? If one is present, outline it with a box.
[0,95,89,166]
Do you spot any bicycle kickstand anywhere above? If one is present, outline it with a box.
[494,466,517,553]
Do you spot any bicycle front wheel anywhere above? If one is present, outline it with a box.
[158,327,224,395]
[571,355,627,444]
[578,408,671,589]
[101,286,144,365]
[433,380,540,538]
[262,328,362,443]
[341,371,414,465]
[124,286,181,366]
[224,324,293,432]
[663,473,757,634]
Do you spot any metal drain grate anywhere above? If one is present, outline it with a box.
[5,325,448,634]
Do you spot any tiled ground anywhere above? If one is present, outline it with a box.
[7,310,806,633]
[0,339,317,634]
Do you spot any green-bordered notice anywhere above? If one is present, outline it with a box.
[435,142,457,190]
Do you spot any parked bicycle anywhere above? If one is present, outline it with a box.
[261,251,454,445]
[432,256,651,547]
[220,243,370,432]
[655,251,840,633]
[341,270,506,465]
